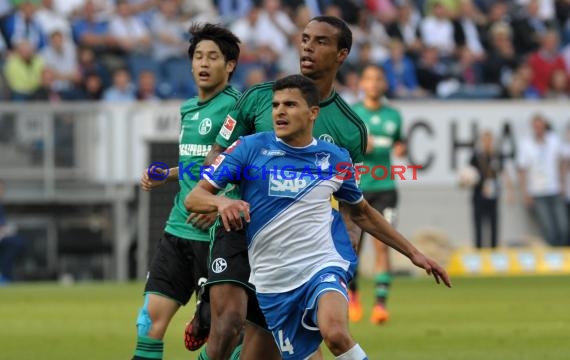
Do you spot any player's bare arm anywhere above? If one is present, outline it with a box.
[140,165,179,191]
[344,199,452,288]
[338,202,363,251]
[204,143,227,166]
[184,180,250,232]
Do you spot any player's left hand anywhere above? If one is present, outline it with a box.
[410,252,452,288]
[186,212,217,230]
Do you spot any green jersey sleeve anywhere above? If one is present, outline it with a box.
[215,86,259,148]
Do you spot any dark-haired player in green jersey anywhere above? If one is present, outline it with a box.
[349,64,406,326]
[130,23,242,360]
[188,16,368,360]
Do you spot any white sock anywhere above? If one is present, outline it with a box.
[335,343,368,360]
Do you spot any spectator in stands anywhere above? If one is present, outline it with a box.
[40,30,80,94]
[386,0,423,60]
[383,38,424,98]
[243,66,267,90]
[353,10,391,65]
[102,67,135,101]
[419,1,456,59]
[149,0,187,63]
[516,0,556,22]
[338,69,361,104]
[528,30,566,96]
[511,0,555,56]
[500,64,541,99]
[424,0,460,17]
[35,0,71,38]
[3,40,44,100]
[453,0,486,62]
[31,67,62,101]
[77,46,108,86]
[366,0,398,24]
[0,180,25,284]
[483,21,520,87]
[469,130,511,248]
[76,71,104,100]
[71,0,117,62]
[517,113,568,247]
[0,0,46,51]
[108,0,151,55]
[178,0,219,23]
[416,45,451,95]
[545,68,570,99]
[135,69,159,101]
[480,0,512,50]
[216,0,253,25]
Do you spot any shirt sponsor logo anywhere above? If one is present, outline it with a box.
[320,274,337,283]
[269,171,311,198]
[261,149,286,157]
[212,258,227,273]
[220,115,236,140]
[179,144,212,157]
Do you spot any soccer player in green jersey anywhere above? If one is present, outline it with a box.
[349,64,406,325]
[188,16,368,360]
[130,24,242,360]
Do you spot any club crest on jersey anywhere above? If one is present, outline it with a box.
[315,152,330,170]
[199,118,212,135]
[220,115,236,140]
[318,134,335,144]
[269,171,311,198]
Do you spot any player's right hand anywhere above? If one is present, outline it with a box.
[140,166,167,191]
[217,198,250,232]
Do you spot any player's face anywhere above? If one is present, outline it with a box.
[360,66,387,100]
[272,88,319,144]
[192,40,235,93]
[300,21,348,80]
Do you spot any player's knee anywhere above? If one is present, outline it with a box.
[136,295,153,337]
[211,308,244,339]
[321,324,352,354]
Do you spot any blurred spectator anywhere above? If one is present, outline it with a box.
[386,0,423,60]
[562,41,570,72]
[483,21,520,87]
[76,71,104,100]
[0,0,11,17]
[77,46,107,85]
[243,66,267,90]
[517,113,568,247]
[469,130,512,248]
[135,69,159,101]
[383,38,424,98]
[108,0,152,55]
[419,1,456,58]
[217,0,253,25]
[366,0,398,24]
[3,40,44,100]
[545,68,570,99]
[516,0,556,21]
[102,67,135,101]
[178,0,219,23]
[125,0,158,26]
[557,0,570,46]
[338,69,361,104]
[150,0,187,62]
[31,67,62,101]
[353,10,391,64]
[500,64,541,99]
[278,30,302,76]
[35,0,71,38]
[480,0,512,49]
[71,0,116,55]
[451,47,483,85]
[0,0,46,50]
[0,180,25,284]
[424,0,460,17]
[527,30,566,96]
[40,30,80,93]
[453,0,486,61]
[511,0,555,56]
[415,46,452,94]
[54,0,115,20]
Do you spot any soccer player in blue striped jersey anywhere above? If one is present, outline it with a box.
[185,74,451,360]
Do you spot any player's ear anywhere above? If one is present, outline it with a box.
[226,60,237,75]
[337,48,349,64]
[310,106,320,121]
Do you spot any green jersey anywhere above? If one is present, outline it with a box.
[352,102,402,192]
[165,86,241,241]
[215,81,367,164]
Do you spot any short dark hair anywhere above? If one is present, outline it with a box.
[272,75,319,107]
[187,23,241,79]
[310,16,352,54]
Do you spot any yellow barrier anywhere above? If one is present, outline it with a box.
[447,247,570,276]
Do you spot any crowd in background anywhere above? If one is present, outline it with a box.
[0,0,569,102]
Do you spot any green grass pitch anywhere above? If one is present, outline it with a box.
[1,275,569,359]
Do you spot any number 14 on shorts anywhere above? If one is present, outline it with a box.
[278,329,294,355]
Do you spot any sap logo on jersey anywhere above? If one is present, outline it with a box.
[269,171,311,197]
